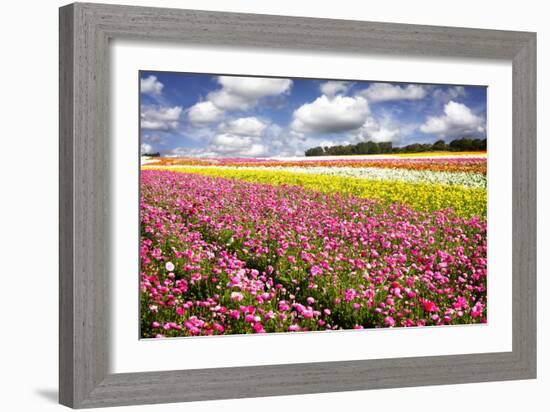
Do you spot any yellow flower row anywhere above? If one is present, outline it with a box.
[145,166,487,218]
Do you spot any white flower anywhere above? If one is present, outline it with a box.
[184,165,487,188]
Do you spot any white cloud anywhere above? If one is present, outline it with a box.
[185,77,292,130]
[217,76,292,99]
[207,90,252,111]
[170,135,268,158]
[209,129,270,157]
[291,95,369,133]
[359,83,427,102]
[212,133,255,148]
[168,121,311,158]
[140,143,153,154]
[432,86,466,103]
[140,75,164,96]
[320,81,351,97]
[219,117,267,136]
[141,106,182,130]
[142,134,162,143]
[353,117,400,143]
[168,122,352,158]
[207,76,293,111]
[167,147,218,157]
[420,101,485,138]
[187,101,224,125]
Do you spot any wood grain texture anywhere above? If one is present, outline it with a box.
[512,35,537,374]
[59,4,74,407]
[59,2,537,408]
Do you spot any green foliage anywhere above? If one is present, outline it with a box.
[304,138,487,157]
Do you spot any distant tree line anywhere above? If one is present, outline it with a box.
[142,152,161,157]
[304,138,487,157]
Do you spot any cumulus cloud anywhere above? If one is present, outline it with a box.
[359,83,427,102]
[187,101,224,125]
[171,115,272,158]
[207,90,251,111]
[170,136,268,158]
[291,95,369,134]
[353,117,400,143]
[185,77,292,130]
[320,81,352,97]
[420,101,485,138]
[141,106,182,130]
[140,143,153,154]
[432,86,466,103]
[208,127,270,157]
[168,121,309,158]
[207,76,293,111]
[166,147,215,157]
[211,133,254,148]
[142,134,162,143]
[140,75,164,96]
[261,127,308,157]
[217,76,292,99]
[218,117,267,136]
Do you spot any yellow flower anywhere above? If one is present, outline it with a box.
[144,166,486,219]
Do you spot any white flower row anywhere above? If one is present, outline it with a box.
[169,165,486,188]
[276,166,487,188]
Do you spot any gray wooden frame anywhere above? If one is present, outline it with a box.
[59,2,536,409]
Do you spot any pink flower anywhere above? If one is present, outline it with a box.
[392,287,403,299]
[344,288,357,302]
[252,323,266,333]
[302,309,314,319]
[278,301,290,311]
[453,296,468,310]
[406,289,416,299]
[139,169,488,337]
[228,309,240,320]
[471,302,484,318]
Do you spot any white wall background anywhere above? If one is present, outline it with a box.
[0,1,546,411]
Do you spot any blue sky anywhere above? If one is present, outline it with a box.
[140,71,487,157]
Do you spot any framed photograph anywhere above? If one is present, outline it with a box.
[59,2,536,408]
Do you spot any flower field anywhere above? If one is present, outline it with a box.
[140,154,487,338]
[146,155,487,175]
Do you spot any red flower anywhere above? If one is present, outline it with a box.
[422,300,438,313]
